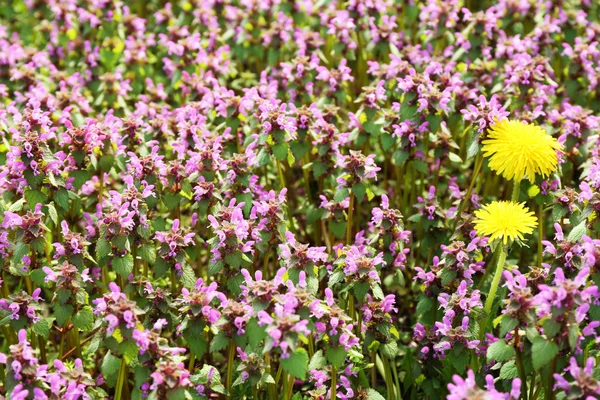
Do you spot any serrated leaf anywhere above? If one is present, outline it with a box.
[499,316,519,337]
[25,189,48,207]
[96,238,111,260]
[101,351,121,387]
[352,182,366,201]
[352,282,369,302]
[326,346,347,369]
[180,264,196,289]
[366,388,386,400]
[308,350,326,370]
[32,318,53,338]
[567,220,587,242]
[531,337,558,370]
[380,340,398,359]
[55,303,74,327]
[281,348,309,380]
[119,341,139,364]
[487,340,515,362]
[210,331,229,353]
[139,244,156,264]
[54,188,69,210]
[245,318,267,347]
[112,254,133,277]
[500,360,518,379]
[73,306,94,331]
[329,220,347,239]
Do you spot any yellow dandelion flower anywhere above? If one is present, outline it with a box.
[473,201,538,244]
[482,120,562,182]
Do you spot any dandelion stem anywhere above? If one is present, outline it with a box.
[537,204,543,268]
[481,244,507,335]
[511,179,521,202]
[452,154,483,232]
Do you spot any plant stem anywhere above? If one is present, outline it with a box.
[371,351,377,388]
[114,357,127,400]
[452,154,483,232]
[226,339,236,399]
[480,244,507,337]
[346,192,355,245]
[512,179,521,202]
[391,357,402,400]
[331,366,337,400]
[188,350,196,372]
[282,370,289,400]
[545,357,556,400]
[265,353,277,400]
[514,331,528,400]
[38,335,47,364]
[171,268,177,294]
[529,372,536,400]
[537,204,543,268]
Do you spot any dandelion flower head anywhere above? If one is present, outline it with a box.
[482,119,562,183]
[474,201,538,244]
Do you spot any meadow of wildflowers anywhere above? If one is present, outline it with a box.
[1,0,600,399]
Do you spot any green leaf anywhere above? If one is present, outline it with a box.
[245,318,267,347]
[381,134,395,151]
[440,269,457,287]
[47,203,58,225]
[449,349,469,374]
[139,244,156,264]
[210,331,230,353]
[101,351,121,387]
[500,360,518,379]
[96,238,111,260]
[25,189,48,207]
[568,220,587,242]
[73,306,94,331]
[224,251,243,268]
[184,330,207,360]
[308,350,326,370]
[352,282,370,302]
[329,220,347,239]
[272,143,289,161]
[487,340,515,362]
[380,340,398,359]
[352,182,366,201]
[54,188,70,210]
[166,388,186,400]
[86,334,102,356]
[32,318,53,338]
[112,254,133,277]
[281,348,309,380]
[416,295,433,316]
[499,316,519,337]
[119,341,139,364]
[12,242,28,265]
[448,152,462,163]
[542,319,560,339]
[180,264,196,289]
[366,388,386,400]
[531,337,558,370]
[326,346,347,369]
[163,193,181,210]
[54,303,74,327]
